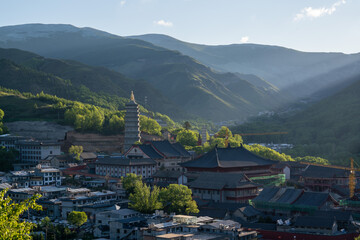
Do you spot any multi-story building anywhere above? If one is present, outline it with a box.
[8,165,61,187]
[0,134,26,150]
[61,190,117,219]
[125,140,191,171]
[32,166,62,186]
[123,91,141,152]
[94,155,157,179]
[0,134,61,163]
[110,217,147,240]
[16,140,61,163]
[95,208,140,226]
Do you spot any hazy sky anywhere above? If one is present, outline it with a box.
[1,0,359,53]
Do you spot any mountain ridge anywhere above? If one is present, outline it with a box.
[0,24,285,121]
[129,33,360,91]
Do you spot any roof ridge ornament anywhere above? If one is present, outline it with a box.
[214,146,221,167]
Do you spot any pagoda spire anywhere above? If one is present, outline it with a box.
[123,91,141,152]
[130,91,135,102]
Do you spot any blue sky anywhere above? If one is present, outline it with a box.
[1,0,359,53]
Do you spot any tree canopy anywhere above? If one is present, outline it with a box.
[176,129,198,147]
[0,108,7,135]
[0,189,42,240]
[67,211,87,228]
[244,144,294,162]
[129,181,162,214]
[0,147,18,172]
[140,115,162,136]
[68,145,83,161]
[159,184,199,215]
[124,174,199,215]
[121,173,143,195]
[183,121,191,130]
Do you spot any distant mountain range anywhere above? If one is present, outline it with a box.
[130,34,360,97]
[0,24,286,121]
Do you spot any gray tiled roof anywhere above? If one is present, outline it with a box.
[181,145,275,169]
[171,142,191,157]
[293,191,332,207]
[139,145,164,159]
[253,187,330,207]
[294,216,335,229]
[312,210,352,222]
[240,205,261,217]
[95,156,156,166]
[276,188,303,204]
[252,187,280,202]
[188,172,257,190]
[301,165,349,178]
[150,140,185,157]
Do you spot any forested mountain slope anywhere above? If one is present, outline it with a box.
[232,75,360,165]
[0,24,285,121]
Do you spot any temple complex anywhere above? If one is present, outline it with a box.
[181,145,276,176]
[123,91,141,152]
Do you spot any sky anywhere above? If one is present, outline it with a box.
[1,0,360,53]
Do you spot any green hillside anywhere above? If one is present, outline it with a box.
[0,87,172,136]
[0,48,185,118]
[231,76,360,165]
[0,24,285,121]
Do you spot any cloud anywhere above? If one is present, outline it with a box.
[294,0,346,21]
[120,1,126,6]
[240,36,249,43]
[154,20,173,27]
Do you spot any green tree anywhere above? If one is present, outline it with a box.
[0,147,19,172]
[244,144,294,162]
[176,129,198,147]
[216,126,233,138]
[67,211,87,228]
[159,184,199,215]
[121,173,142,195]
[68,145,83,161]
[228,134,243,147]
[40,216,51,240]
[295,156,329,165]
[0,189,42,240]
[108,115,125,133]
[210,137,226,148]
[0,109,8,134]
[140,115,162,136]
[129,181,162,213]
[183,121,191,130]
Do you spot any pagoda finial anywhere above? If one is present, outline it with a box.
[130,91,135,101]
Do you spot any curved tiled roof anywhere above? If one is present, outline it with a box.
[139,145,164,159]
[181,145,275,169]
[252,187,280,202]
[188,172,258,190]
[293,191,331,207]
[301,165,349,178]
[276,188,303,204]
[150,140,183,157]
